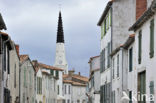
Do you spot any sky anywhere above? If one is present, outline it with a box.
[0,0,108,77]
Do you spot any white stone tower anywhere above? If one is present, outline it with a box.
[54,11,68,74]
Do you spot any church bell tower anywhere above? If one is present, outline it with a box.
[54,11,68,74]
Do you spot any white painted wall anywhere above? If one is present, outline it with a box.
[54,43,68,74]
[63,83,72,103]
[9,45,20,103]
[134,14,156,102]
[72,86,87,103]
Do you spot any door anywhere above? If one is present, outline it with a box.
[138,71,146,103]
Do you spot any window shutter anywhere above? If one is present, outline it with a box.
[129,91,132,103]
[117,55,119,77]
[138,30,142,64]
[129,48,133,72]
[149,81,154,103]
[114,91,115,103]
[104,20,106,35]
[100,51,103,72]
[100,86,103,103]
[51,70,54,75]
[101,24,104,39]
[150,19,154,58]
[7,47,10,74]
[107,42,111,68]
[103,85,105,103]
[110,9,112,26]
[103,49,105,71]
[113,59,115,79]
[41,78,42,94]
[4,44,6,71]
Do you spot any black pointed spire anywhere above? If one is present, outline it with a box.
[57,11,64,43]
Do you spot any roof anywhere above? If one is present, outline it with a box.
[88,55,100,63]
[63,74,89,82]
[38,62,64,71]
[110,34,135,56]
[42,71,50,75]
[129,0,156,31]
[97,0,113,26]
[0,13,7,30]
[63,80,87,86]
[0,32,13,50]
[32,60,64,73]
[20,55,36,72]
[20,55,29,63]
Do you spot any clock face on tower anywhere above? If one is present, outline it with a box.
[59,60,62,64]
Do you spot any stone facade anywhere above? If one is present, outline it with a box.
[19,55,36,103]
[8,43,20,103]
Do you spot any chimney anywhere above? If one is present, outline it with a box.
[78,72,81,76]
[69,69,75,76]
[136,0,147,20]
[15,44,19,56]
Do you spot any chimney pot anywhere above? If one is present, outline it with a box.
[136,0,147,20]
[15,44,19,56]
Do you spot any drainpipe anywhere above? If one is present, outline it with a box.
[121,48,124,92]
[110,6,113,103]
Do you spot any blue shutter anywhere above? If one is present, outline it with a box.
[138,30,142,64]
[150,19,154,58]
[149,81,154,103]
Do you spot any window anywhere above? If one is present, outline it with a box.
[149,81,154,103]
[65,85,67,94]
[24,68,26,87]
[138,30,142,64]
[100,49,105,72]
[56,71,59,78]
[37,77,42,94]
[103,49,105,71]
[14,64,16,88]
[30,70,32,86]
[58,85,60,95]
[113,91,115,103]
[107,42,111,68]
[129,91,132,103]
[67,99,70,103]
[50,70,54,75]
[101,10,112,39]
[129,48,133,72]
[113,58,115,79]
[117,55,119,77]
[68,85,70,94]
[138,71,146,103]
[150,19,154,58]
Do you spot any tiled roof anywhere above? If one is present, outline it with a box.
[63,80,87,86]
[19,55,29,63]
[0,32,13,50]
[63,74,89,82]
[88,55,100,63]
[38,62,64,71]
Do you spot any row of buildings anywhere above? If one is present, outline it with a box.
[87,0,156,103]
[0,10,88,103]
